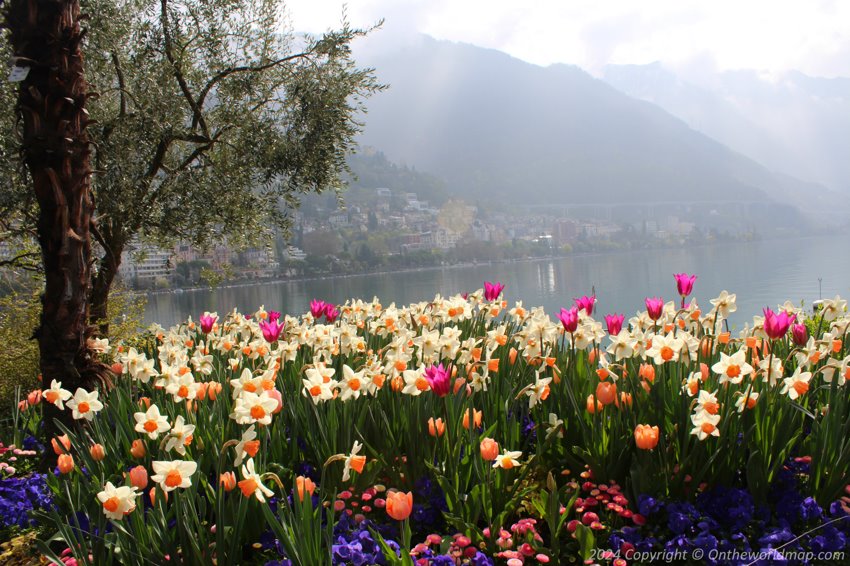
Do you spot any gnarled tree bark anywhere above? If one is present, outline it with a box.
[4,0,110,437]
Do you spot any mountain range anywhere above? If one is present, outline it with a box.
[351,35,847,223]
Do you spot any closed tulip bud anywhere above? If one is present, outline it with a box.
[595,381,617,406]
[90,444,106,461]
[462,408,482,430]
[296,476,316,502]
[267,389,283,414]
[139,397,151,409]
[634,425,660,450]
[480,437,499,461]
[52,434,71,455]
[207,382,222,401]
[385,490,413,521]
[428,417,446,437]
[219,471,236,492]
[130,439,146,459]
[111,362,124,375]
[129,465,149,490]
[586,394,603,414]
[57,454,74,474]
[27,389,42,406]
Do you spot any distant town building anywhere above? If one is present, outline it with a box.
[119,239,174,287]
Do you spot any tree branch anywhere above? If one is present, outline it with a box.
[160,0,209,138]
[194,51,311,124]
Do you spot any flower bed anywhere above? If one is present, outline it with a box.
[7,279,850,565]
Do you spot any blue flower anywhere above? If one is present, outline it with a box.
[799,497,823,522]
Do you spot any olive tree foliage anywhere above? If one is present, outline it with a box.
[2,0,384,331]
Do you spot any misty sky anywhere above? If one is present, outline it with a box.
[285,0,850,77]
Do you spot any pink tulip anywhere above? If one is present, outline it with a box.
[559,307,580,333]
[604,314,625,335]
[791,323,808,347]
[268,310,281,322]
[310,299,327,318]
[199,313,217,334]
[674,273,697,298]
[484,281,505,302]
[763,307,796,340]
[574,295,596,316]
[645,297,664,321]
[424,363,451,397]
[324,304,339,323]
[259,319,284,343]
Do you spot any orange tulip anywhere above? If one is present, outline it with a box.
[139,397,152,409]
[90,444,106,461]
[296,476,316,502]
[111,362,124,375]
[634,424,660,450]
[595,381,617,406]
[391,375,403,392]
[619,392,633,408]
[588,349,598,364]
[509,348,518,365]
[586,394,603,414]
[480,437,499,461]
[462,408,482,430]
[718,332,731,345]
[130,466,149,490]
[639,363,656,383]
[130,439,146,459]
[386,490,413,521]
[207,382,222,401]
[52,434,71,455]
[27,389,42,406]
[428,417,446,437]
[58,454,75,474]
[219,471,236,492]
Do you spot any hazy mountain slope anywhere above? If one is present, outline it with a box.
[604,63,850,195]
[354,36,817,216]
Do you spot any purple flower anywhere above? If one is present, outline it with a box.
[323,304,339,323]
[604,313,625,335]
[423,363,451,397]
[645,297,664,321]
[763,307,796,340]
[574,295,596,316]
[259,319,284,343]
[483,281,505,302]
[310,299,327,318]
[198,312,217,334]
[674,273,697,298]
[559,307,580,333]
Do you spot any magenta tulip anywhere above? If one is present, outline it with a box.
[791,323,808,346]
[424,363,451,397]
[574,295,596,316]
[604,314,625,335]
[645,297,664,321]
[763,307,796,340]
[484,281,505,302]
[324,304,339,323]
[198,313,217,334]
[259,319,284,343]
[559,307,580,333]
[310,299,327,318]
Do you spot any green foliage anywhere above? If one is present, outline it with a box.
[0,286,145,409]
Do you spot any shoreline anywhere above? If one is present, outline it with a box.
[136,232,819,298]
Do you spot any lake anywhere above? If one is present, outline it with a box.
[144,235,850,329]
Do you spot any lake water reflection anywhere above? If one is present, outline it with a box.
[145,236,850,329]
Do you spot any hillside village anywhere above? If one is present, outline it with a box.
[118,184,721,290]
